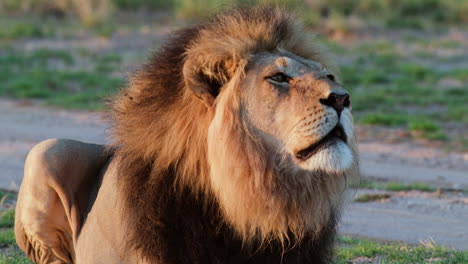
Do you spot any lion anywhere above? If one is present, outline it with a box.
[15,6,358,264]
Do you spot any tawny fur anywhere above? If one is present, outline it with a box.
[110,6,357,263]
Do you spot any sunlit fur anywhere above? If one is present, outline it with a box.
[208,73,356,244]
[111,6,358,261]
[300,108,355,173]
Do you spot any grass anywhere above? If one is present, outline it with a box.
[170,0,468,30]
[408,120,447,140]
[0,48,123,110]
[0,15,124,42]
[354,193,391,203]
[385,183,435,192]
[337,40,468,142]
[361,113,407,126]
[354,181,438,202]
[0,210,15,228]
[360,114,448,141]
[2,227,466,264]
[356,180,436,193]
[335,236,468,264]
[0,208,32,263]
[0,248,31,264]
[0,208,466,263]
[0,38,465,143]
[0,1,466,146]
[0,189,17,200]
[0,190,18,216]
[0,229,15,247]
[447,69,468,82]
[1,0,467,28]
[120,0,468,26]
[0,20,53,40]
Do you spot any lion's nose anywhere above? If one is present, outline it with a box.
[320,92,350,116]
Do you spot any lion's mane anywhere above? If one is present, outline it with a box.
[110,6,352,263]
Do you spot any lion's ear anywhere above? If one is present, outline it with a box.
[183,58,223,108]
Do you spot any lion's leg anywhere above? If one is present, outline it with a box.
[15,139,110,264]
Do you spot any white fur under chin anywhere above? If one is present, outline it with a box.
[301,141,354,173]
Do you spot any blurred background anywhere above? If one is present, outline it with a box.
[1,0,467,147]
[0,0,467,263]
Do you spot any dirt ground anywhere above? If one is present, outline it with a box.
[1,97,467,250]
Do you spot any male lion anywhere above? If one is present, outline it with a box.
[15,7,358,264]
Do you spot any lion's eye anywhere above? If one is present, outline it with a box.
[326,74,336,82]
[267,73,290,83]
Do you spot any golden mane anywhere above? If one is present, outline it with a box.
[111,6,336,189]
[110,6,351,261]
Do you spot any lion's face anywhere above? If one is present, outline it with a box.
[241,51,355,174]
[204,50,357,243]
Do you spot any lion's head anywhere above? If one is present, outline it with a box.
[112,6,358,252]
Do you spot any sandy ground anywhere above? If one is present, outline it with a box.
[1,98,467,250]
[0,99,107,190]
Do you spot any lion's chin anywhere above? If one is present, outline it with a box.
[297,140,354,174]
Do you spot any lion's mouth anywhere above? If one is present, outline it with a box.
[295,125,347,161]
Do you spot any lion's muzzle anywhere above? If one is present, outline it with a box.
[295,124,347,160]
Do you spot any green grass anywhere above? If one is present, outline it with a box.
[447,68,468,82]
[2,229,466,264]
[0,49,123,109]
[335,236,468,264]
[386,183,435,192]
[361,113,407,126]
[0,210,15,228]
[0,190,18,219]
[0,21,52,40]
[0,189,17,200]
[0,248,32,264]
[360,114,448,141]
[0,207,466,264]
[408,120,447,140]
[1,0,467,30]
[356,180,436,193]
[0,229,15,247]
[0,1,465,147]
[0,210,31,263]
[167,0,468,28]
[409,120,439,133]
[338,40,467,141]
[354,193,391,203]
[0,15,117,42]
